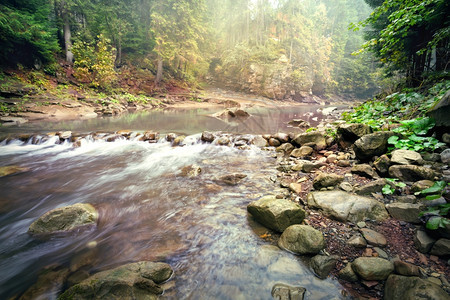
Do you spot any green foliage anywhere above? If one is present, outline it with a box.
[0,1,59,67]
[354,0,450,84]
[382,178,406,195]
[343,80,449,130]
[72,34,117,89]
[420,204,450,230]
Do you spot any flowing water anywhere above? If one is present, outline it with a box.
[0,104,346,299]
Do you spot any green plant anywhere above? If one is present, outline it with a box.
[306,127,318,133]
[416,181,448,201]
[420,204,450,230]
[387,117,445,152]
[382,178,406,195]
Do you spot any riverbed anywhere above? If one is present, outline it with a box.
[0,104,346,299]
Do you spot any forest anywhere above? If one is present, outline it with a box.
[0,0,449,100]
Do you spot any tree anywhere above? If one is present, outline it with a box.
[0,0,59,66]
[356,0,450,85]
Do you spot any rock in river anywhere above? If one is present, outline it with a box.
[306,191,388,223]
[28,203,98,234]
[271,283,306,300]
[247,196,305,232]
[278,225,325,255]
[0,165,30,177]
[59,261,173,299]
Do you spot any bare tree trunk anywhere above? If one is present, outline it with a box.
[155,55,163,85]
[62,3,73,63]
[116,38,122,67]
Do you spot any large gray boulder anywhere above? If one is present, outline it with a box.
[59,261,173,299]
[352,257,393,281]
[384,274,450,300]
[306,191,388,223]
[29,203,98,234]
[247,196,305,233]
[337,123,372,148]
[389,165,440,182]
[278,225,326,255]
[353,131,395,161]
[430,238,450,256]
[293,132,327,150]
[428,89,450,128]
[391,149,422,165]
[310,254,338,279]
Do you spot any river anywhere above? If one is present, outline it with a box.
[0,103,346,299]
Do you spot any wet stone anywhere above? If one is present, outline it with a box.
[271,283,306,300]
[360,228,387,247]
[310,254,338,279]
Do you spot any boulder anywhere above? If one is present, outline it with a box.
[355,179,389,196]
[306,191,388,223]
[337,123,372,147]
[252,135,268,147]
[312,173,344,190]
[352,257,394,280]
[172,135,185,146]
[391,150,422,165]
[384,274,450,300]
[414,230,436,253]
[19,267,69,300]
[201,131,215,143]
[441,149,450,165]
[301,162,326,173]
[310,255,338,279]
[353,131,395,161]
[293,132,327,150]
[428,89,450,128]
[274,133,290,143]
[29,203,98,234]
[374,154,391,176]
[386,203,424,223]
[338,263,358,282]
[348,235,367,248]
[291,146,313,158]
[278,225,326,255]
[247,196,305,233]
[59,261,173,299]
[0,165,30,177]
[271,283,306,300]
[269,138,281,147]
[430,238,450,256]
[289,183,302,194]
[389,165,440,182]
[351,164,377,178]
[277,143,294,154]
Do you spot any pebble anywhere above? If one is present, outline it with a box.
[357,222,367,228]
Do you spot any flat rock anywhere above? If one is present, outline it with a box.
[247,196,305,233]
[277,143,294,154]
[180,164,201,178]
[348,235,367,248]
[374,154,391,176]
[351,164,377,178]
[384,274,450,300]
[215,174,247,185]
[28,203,98,234]
[306,191,388,223]
[293,132,327,150]
[59,261,173,299]
[312,172,344,190]
[441,148,450,165]
[360,228,387,247]
[386,203,424,223]
[278,225,326,255]
[430,238,450,256]
[355,179,388,195]
[391,149,422,165]
[389,165,440,182]
[353,131,395,161]
[393,260,420,277]
[289,183,302,194]
[352,257,394,280]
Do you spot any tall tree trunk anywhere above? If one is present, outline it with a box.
[116,38,122,67]
[62,3,73,63]
[155,54,163,85]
